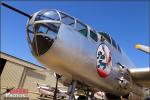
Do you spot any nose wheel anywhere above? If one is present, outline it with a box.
[67,81,97,100]
[77,95,87,100]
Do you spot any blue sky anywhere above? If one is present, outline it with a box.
[1,1,149,67]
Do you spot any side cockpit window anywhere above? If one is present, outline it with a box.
[90,30,98,42]
[36,10,60,21]
[59,12,75,27]
[76,21,88,37]
[117,44,122,53]
[111,38,117,49]
[98,32,111,44]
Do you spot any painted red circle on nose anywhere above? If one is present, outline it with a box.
[97,68,108,78]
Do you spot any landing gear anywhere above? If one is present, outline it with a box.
[68,80,77,100]
[105,93,128,100]
[67,81,96,100]
[77,90,95,100]
[106,93,121,100]
[77,95,87,100]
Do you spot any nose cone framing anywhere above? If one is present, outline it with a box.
[26,9,60,56]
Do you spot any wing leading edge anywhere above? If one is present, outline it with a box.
[135,44,150,54]
[130,68,150,87]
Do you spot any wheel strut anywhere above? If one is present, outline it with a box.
[68,80,77,100]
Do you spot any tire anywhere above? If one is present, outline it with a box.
[77,95,88,100]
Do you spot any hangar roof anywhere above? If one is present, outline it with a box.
[0,52,46,70]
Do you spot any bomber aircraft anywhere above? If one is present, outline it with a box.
[1,2,150,100]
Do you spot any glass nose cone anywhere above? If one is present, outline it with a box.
[27,22,60,56]
[27,9,61,56]
[32,34,54,56]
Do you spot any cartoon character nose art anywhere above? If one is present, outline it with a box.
[96,44,112,78]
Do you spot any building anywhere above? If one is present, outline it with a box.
[0,52,66,99]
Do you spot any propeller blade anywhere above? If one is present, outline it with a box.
[135,44,150,54]
[1,2,31,18]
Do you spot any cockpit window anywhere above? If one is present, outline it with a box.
[112,38,117,49]
[117,44,122,53]
[36,10,60,21]
[98,32,111,43]
[35,23,59,34]
[38,25,48,33]
[76,21,88,37]
[27,23,60,44]
[90,30,98,42]
[59,12,75,27]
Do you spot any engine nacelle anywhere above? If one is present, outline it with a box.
[117,63,133,93]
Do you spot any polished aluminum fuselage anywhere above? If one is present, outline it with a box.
[33,23,143,96]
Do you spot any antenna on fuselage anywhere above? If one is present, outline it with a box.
[1,2,31,18]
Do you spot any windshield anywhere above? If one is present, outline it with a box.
[27,10,61,56]
[35,10,60,21]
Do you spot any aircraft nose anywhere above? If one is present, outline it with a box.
[32,33,54,56]
[27,22,60,56]
[27,10,61,56]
